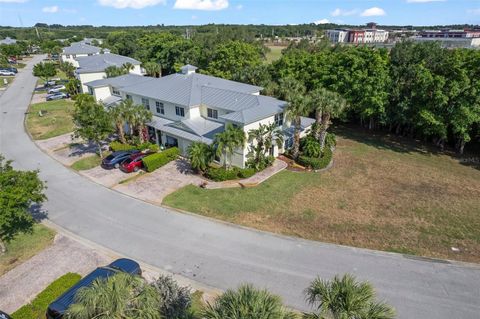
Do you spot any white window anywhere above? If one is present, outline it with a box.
[142,98,150,110]
[274,112,284,126]
[175,106,185,117]
[66,54,71,59]
[88,87,94,95]
[156,101,164,114]
[207,108,218,119]
[126,94,132,101]
[112,87,120,96]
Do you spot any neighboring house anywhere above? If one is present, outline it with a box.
[414,29,480,48]
[75,53,143,93]
[61,42,105,65]
[326,23,389,44]
[0,37,17,45]
[85,65,314,168]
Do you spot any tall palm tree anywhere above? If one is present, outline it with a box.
[122,62,135,73]
[278,77,309,159]
[59,61,76,79]
[309,87,347,150]
[248,123,283,169]
[304,274,395,319]
[214,123,246,170]
[187,141,215,173]
[109,102,128,144]
[143,61,161,78]
[203,284,297,319]
[65,273,160,319]
[131,104,153,143]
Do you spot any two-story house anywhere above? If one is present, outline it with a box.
[61,42,106,65]
[85,65,314,168]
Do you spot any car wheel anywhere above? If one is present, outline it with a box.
[114,163,119,169]
[133,166,139,172]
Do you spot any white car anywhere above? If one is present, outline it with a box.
[0,70,15,76]
[47,85,66,94]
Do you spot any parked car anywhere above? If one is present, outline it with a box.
[101,150,140,169]
[47,85,66,94]
[44,80,56,87]
[0,67,17,73]
[120,152,154,173]
[0,70,15,76]
[0,310,12,319]
[46,92,69,101]
[46,258,141,319]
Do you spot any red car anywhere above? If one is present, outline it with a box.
[119,152,153,173]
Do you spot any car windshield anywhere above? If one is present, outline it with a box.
[123,158,133,164]
[105,154,115,160]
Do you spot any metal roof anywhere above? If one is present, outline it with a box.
[219,95,287,125]
[147,116,221,144]
[85,74,151,88]
[63,42,101,55]
[76,53,141,74]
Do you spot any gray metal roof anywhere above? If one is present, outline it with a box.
[0,37,17,45]
[101,95,122,106]
[85,74,151,88]
[147,116,218,144]
[219,95,287,125]
[76,53,141,74]
[63,42,101,55]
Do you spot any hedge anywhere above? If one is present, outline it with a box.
[12,273,81,319]
[110,141,160,152]
[298,147,333,170]
[205,167,257,181]
[143,147,180,172]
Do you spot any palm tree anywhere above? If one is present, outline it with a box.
[188,141,215,174]
[105,65,128,78]
[109,102,128,144]
[308,87,347,150]
[131,104,153,143]
[248,123,283,169]
[278,77,309,160]
[59,61,76,79]
[122,62,134,73]
[143,61,161,78]
[304,274,395,319]
[65,273,160,319]
[203,284,297,319]
[214,123,246,170]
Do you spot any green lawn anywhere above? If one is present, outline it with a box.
[71,155,102,171]
[0,224,56,276]
[12,273,81,319]
[265,45,286,63]
[164,126,480,263]
[26,99,74,140]
[0,76,13,87]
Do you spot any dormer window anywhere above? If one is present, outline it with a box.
[112,87,120,96]
[274,112,284,126]
[175,106,185,117]
[156,101,164,115]
[142,98,150,110]
[207,108,218,119]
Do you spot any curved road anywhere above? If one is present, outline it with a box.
[1,56,479,319]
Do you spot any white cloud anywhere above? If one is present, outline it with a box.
[406,0,445,2]
[0,0,28,2]
[42,6,59,13]
[174,0,229,11]
[314,19,330,24]
[360,7,386,17]
[236,4,242,10]
[331,8,358,17]
[98,0,166,9]
[467,8,480,15]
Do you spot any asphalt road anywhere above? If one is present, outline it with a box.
[1,55,479,319]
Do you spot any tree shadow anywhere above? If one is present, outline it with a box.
[30,203,48,222]
[174,158,196,175]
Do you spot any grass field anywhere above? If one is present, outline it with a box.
[1,76,14,87]
[164,126,480,263]
[0,224,56,276]
[71,155,102,171]
[265,45,286,63]
[26,99,74,140]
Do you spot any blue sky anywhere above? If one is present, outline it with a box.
[1,0,479,27]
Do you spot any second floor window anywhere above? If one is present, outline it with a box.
[156,101,164,115]
[126,94,132,101]
[207,108,218,119]
[142,98,150,110]
[175,106,185,117]
[112,87,120,96]
[274,112,284,126]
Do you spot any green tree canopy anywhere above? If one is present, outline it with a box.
[33,62,57,83]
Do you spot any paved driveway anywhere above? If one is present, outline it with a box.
[1,55,480,319]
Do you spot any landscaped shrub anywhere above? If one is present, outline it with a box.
[238,167,256,179]
[12,273,81,319]
[110,141,136,152]
[301,136,321,158]
[298,147,333,170]
[150,275,192,319]
[137,142,160,152]
[143,147,180,172]
[325,132,337,149]
[205,167,239,181]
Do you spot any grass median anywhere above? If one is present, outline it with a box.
[26,100,74,140]
[164,126,480,263]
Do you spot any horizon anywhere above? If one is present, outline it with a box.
[0,0,479,28]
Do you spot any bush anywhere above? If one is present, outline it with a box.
[143,147,180,172]
[150,275,192,319]
[301,136,321,158]
[298,147,332,170]
[205,167,239,181]
[110,141,136,152]
[137,142,160,152]
[12,273,81,319]
[238,167,256,179]
[325,132,337,149]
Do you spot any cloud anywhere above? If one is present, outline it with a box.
[98,0,166,9]
[236,4,242,10]
[174,0,229,11]
[406,0,445,2]
[42,6,59,13]
[331,8,358,17]
[0,0,28,2]
[467,8,480,15]
[314,19,330,24]
[360,7,386,17]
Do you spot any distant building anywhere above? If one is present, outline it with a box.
[61,42,108,65]
[0,37,17,45]
[326,23,389,44]
[414,29,480,48]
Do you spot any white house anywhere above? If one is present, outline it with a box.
[74,53,143,93]
[61,42,104,65]
[0,37,17,45]
[85,65,314,168]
